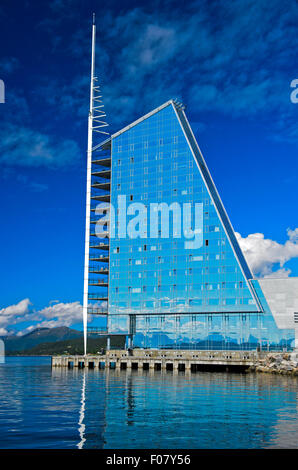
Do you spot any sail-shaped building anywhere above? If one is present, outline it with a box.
[83,19,298,353]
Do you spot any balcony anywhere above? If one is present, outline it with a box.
[90,231,109,238]
[89,254,109,262]
[88,279,108,286]
[90,217,109,225]
[89,242,109,250]
[91,169,111,179]
[91,181,110,190]
[87,307,108,315]
[89,266,109,274]
[91,204,110,214]
[91,194,110,202]
[87,326,109,334]
[92,157,111,167]
[88,294,108,301]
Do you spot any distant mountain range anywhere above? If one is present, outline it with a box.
[1,327,125,355]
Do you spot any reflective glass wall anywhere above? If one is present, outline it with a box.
[109,103,258,315]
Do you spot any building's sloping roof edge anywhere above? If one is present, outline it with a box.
[111,100,174,140]
[98,99,178,147]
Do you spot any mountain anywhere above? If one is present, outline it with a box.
[10,336,125,356]
[1,326,83,353]
[1,326,126,355]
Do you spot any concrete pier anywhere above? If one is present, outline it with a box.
[52,349,261,371]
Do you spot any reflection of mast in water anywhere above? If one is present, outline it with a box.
[126,374,135,426]
[77,371,86,449]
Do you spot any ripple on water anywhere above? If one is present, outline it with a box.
[0,358,298,448]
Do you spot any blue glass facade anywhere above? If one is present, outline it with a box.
[90,101,295,350]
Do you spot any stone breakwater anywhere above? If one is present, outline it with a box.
[249,352,298,376]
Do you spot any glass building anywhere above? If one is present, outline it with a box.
[86,99,297,351]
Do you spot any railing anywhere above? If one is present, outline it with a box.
[89,254,109,261]
[88,293,108,300]
[90,242,109,249]
[91,169,111,178]
[87,307,108,315]
[91,204,110,213]
[91,194,111,201]
[88,279,108,285]
[92,157,111,166]
[91,180,111,191]
[90,217,109,224]
[88,267,109,273]
[90,231,109,237]
[87,326,108,334]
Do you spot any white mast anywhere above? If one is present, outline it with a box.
[83,13,96,356]
[83,14,110,356]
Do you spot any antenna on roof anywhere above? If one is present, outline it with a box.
[173,98,186,110]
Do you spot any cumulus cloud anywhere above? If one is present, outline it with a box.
[0,299,85,336]
[0,299,31,336]
[0,298,108,336]
[236,228,298,278]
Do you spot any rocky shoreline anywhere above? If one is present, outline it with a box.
[249,352,298,376]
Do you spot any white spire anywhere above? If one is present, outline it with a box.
[82,14,109,356]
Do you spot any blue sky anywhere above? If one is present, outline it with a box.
[0,0,298,334]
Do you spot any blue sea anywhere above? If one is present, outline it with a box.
[0,356,298,449]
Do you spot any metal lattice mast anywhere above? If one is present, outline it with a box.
[83,13,109,356]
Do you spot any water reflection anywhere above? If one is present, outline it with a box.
[1,358,298,449]
[77,371,86,449]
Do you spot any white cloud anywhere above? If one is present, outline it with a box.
[0,299,85,336]
[0,298,31,317]
[35,301,83,327]
[236,228,298,278]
